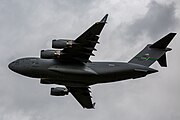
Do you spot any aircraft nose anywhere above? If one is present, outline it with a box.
[8,59,29,76]
[8,61,16,72]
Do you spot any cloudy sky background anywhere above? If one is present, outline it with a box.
[0,0,180,119]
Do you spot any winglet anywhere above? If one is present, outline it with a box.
[100,14,108,23]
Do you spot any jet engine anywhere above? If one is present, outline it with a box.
[50,87,69,96]
[40,50,61,59]
[52,39,76,49]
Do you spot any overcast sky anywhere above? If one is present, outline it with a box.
[0,0,180,120]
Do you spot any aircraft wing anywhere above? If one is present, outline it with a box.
[60,14,108,63]
[66,86,95,109]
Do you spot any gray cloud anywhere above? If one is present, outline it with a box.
[128,1,178,40]
[111,1,178,42]
[107,1,179,61]
[0,0,180,120]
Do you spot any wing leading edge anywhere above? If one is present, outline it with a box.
[59,14,108,64]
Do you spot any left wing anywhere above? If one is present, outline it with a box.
[59,14,108,64]
[66,86,95,109]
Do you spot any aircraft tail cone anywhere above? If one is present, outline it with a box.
[147,68,158,74]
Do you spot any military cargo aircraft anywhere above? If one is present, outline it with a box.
[8,14,176,109]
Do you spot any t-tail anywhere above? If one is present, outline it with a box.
[128,33,176,67]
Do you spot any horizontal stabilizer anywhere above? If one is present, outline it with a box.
[150,33,176,49]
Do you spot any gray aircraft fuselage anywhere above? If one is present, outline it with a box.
[8,57,157,87]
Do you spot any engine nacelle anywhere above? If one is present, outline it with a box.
[52,39,75,49]
[40,50,61,59]
[50,87,69,96]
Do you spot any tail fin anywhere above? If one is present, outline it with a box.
[128,33,176,67]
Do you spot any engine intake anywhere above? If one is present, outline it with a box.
[40,50,61,59]
[52,39,76,49]
[50,87,69,96]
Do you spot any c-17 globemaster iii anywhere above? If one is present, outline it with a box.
[9,14,176,109]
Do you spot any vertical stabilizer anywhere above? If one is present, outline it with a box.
[128,33,176,67]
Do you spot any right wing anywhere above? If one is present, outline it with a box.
[59,14,108,64]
